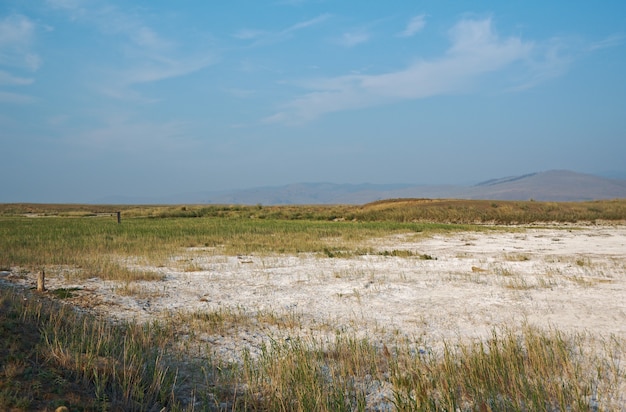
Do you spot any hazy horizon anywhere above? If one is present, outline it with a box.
[2,2,625,203]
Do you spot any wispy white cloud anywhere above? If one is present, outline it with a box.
[0,90,36,104]
[0,14,41,71]
[265,18,534,124]
[508,32,623,92]
[0,14,40,104]
[587,33,624,51]
[64,114,196,154]
[235,13,331,46]
[46,114,70,126]
[273,0,309,5]
[506,37,571,92]
[128,26,174,51]
[287,14,330,32]
[233,28,267,40]
[47,0,214,101]
[267,17,619,124]
[224,87,257,98]
[399,14,426,38]
[337,31,370,47]
[0,70,34,86]
[93,55,213,102]
[124,58,211,85]
[48,0,171,52]
[46,0,85,17]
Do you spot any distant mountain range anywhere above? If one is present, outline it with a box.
[95,170,626,204]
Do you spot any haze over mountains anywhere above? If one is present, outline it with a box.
[94,170,626,205]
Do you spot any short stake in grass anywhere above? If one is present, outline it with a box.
[37,269,45,292]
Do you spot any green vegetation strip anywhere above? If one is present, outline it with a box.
[2,198,625,223]
[0,215,472,281]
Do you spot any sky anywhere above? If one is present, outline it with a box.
[1,1,625,203]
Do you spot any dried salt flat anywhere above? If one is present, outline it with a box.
[6,225,626,360]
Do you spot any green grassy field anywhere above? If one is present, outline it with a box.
[1,200,625,411]
[2,197,626,223]
[0,211,477,282]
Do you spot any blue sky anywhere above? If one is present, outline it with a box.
[1,1,625,202]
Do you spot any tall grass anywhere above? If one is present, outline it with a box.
[225,325,621,411]
[0,286,181,411]
[171,307,624,411]
[3,284,623,410]
[238,336,376,411]
[390,325,597,411]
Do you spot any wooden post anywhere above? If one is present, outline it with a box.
[37,268,45,292]
[116,211,121,224]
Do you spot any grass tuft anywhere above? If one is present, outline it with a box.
[50,287,81,299]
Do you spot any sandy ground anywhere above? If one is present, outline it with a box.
[3,224,625,363]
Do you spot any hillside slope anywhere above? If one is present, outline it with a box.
[463,170,626,201]
[198,170,626,204]
[92,170,626,204]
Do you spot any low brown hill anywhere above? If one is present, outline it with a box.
[359,198,626,224]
